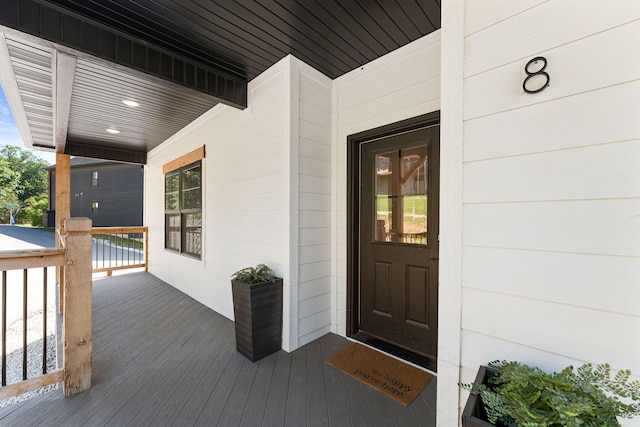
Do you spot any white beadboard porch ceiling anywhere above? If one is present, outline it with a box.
[0,30,220,164]
[2,34,54,150]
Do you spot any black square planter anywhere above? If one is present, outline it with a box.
[462,365,500,427]
[231,278,283,362]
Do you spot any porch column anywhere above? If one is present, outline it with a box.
[55,153,70,312]
[439,0,465,423]
[62,217,93,397]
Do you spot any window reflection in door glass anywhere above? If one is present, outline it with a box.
[374,144,428,245]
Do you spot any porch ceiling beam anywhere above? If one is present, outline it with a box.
[53,50,75,154]
[0,32,35,148]
[0,0,247,109]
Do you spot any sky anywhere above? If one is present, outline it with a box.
[0,84,57,165]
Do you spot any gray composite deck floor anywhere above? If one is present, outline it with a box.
[0,272,436,426]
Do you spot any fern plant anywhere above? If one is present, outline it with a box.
[231,263,275,284]
[460,361,640,427]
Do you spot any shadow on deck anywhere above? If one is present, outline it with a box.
[0,272,436,426]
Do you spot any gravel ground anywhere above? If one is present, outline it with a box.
[0,308,59,408]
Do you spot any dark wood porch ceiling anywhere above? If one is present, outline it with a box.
[0,0,440,163]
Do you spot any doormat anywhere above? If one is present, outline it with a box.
[325,343,432,406]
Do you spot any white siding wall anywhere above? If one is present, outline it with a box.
[145,59,288,323]
[459,2,640,424]
[145,56,333,352]
[295,62,333,347]
[332,32,441,335]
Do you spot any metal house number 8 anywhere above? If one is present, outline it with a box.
[523,56,550,94]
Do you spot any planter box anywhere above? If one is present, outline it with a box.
[462,365,621,426]
[231,278,283,362]
[462,365,500,427]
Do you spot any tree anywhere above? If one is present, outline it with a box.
[0,156,20,224]
[0,145,49,225]
[22,195,48,226]
[7,204,20,225]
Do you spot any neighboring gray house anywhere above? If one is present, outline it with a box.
[47,157,143,227]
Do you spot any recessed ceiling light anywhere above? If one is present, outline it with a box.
[122,100,140,107]
[106,128,120,134]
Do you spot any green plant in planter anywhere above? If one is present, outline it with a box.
[231,263,275,284]
[460,360,640,427]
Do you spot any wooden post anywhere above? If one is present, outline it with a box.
[62,217,92,397]
[144,229,148,272]
[56,153,70,313]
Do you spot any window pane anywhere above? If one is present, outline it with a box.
[182,164,201,209]
[374,146,428,245]
[183,213,202,256]
[375,152,394,242]
[165,214,180,251]
[165,172,179,211]
[91,171,98,187]
[400,146,428,245]
[92,202,99,213]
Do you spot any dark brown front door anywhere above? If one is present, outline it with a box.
[358,125,439,359]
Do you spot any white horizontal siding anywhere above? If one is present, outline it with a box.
[296,63,333,347]
[299,156,331,179]
[462,288,640,369]
[299,174,331,195]
[299,277,331,300]
[463,246,640,317]
[464,0,640,78]
[465,19,640,120]
[464,140,640,203]
[459,331,586,385]
[299,309,331,338]
[299,244,331,264]
[464,81,640,161]
[459,3,640,422]
[464,200,640,257]
[464,0,547,35]
[145,60,289,321]
[335,34,441,139]
[299,228,331,246]
[299,193,330,211]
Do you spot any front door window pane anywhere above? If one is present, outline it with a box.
[401,146,428,244]
[375,152,394,242]
[374,145,428,245]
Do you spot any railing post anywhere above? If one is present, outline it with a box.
[62,217,92,397]
[144,229,148,272]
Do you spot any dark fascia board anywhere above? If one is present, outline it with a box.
[0,0,247,109]
[65,140,147,165]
